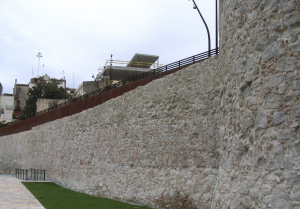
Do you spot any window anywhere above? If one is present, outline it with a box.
[6,112,12,120]
[6,100,13,110]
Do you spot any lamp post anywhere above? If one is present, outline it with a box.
[37,50,42,77]
[216,0,218,51]
[189,0,211,57]
[110,54,113,84]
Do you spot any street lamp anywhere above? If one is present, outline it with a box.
[110,54,113,83]
[36,50,42,77]
[188,0,211,57]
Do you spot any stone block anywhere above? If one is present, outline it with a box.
[241,118,254,132]
[293,101,300,117]
[242,195,253,209]
[270,74,285,87]
[272,111,287,125]
[290,192,300,202]
[262,0,278,14]
[255,110,268,129]
[264,94,281,109]
[240,182,249,195]
[270,189,289,209]
[290,80,300,90]
[284,13,300,27]
[291,39,300,52]
[202,193,212,201]
[276,58,297,72]
[284,93,294,102]
[249,187,259,199]
[278,83,287,95]
[262,42,286,62]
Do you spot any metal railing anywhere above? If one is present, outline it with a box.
[16,168,46,181]
[4,48,219,126]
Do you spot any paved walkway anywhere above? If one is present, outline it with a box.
[0,175,44,209]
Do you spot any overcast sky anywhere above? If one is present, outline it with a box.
[0,0,218,94]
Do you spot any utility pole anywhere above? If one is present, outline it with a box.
[37,50,42,77]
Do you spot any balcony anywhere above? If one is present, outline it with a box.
[14,106,21,111]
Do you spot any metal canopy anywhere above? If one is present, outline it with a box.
[127,53,159,68]
[101,66,150,81]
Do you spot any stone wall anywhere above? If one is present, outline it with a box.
[0,0,300,208]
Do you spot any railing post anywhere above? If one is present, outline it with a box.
[44,170,45,181]
[179,61,181,67]
[165,66,167,71]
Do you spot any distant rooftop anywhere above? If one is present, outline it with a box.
[97,53,162,81]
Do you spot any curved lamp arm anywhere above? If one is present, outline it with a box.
[189,0,211,57]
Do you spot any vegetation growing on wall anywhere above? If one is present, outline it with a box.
[21,77,71,117]
[0,120,8,128]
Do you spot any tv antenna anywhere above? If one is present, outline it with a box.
[36,50,42,76]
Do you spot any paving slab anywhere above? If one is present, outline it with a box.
[0,175,45,209]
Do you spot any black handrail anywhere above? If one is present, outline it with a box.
[5,48,219,126]
[16,168,46,181]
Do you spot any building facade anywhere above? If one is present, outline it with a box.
[0,93,14,123]
[13,80,29,118]
[75,81,101,97]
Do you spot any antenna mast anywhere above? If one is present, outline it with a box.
[73,73,74,89]
[36,50,42,77]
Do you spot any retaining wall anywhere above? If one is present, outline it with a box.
[1,0,300,208]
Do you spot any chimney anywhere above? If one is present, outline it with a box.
[15,79,17,85]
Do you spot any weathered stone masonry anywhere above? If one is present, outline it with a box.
[1,0,300,208]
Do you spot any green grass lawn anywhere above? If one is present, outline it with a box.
[22,182,152,209]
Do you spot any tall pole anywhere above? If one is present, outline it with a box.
[190,0,211,57]
[216,0,218,51]
[110,54,113,83]
[37,50,42,77]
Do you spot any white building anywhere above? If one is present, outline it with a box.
[0,83,14,123]
[29,74,66,89]
[74,81,101,97]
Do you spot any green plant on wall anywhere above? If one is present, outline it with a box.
[0,120,8,128]
[21,77,72,118]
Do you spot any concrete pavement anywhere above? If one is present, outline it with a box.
[0,175,45,209]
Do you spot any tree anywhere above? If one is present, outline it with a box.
[0,120,8,128]
[21,77,71,117]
